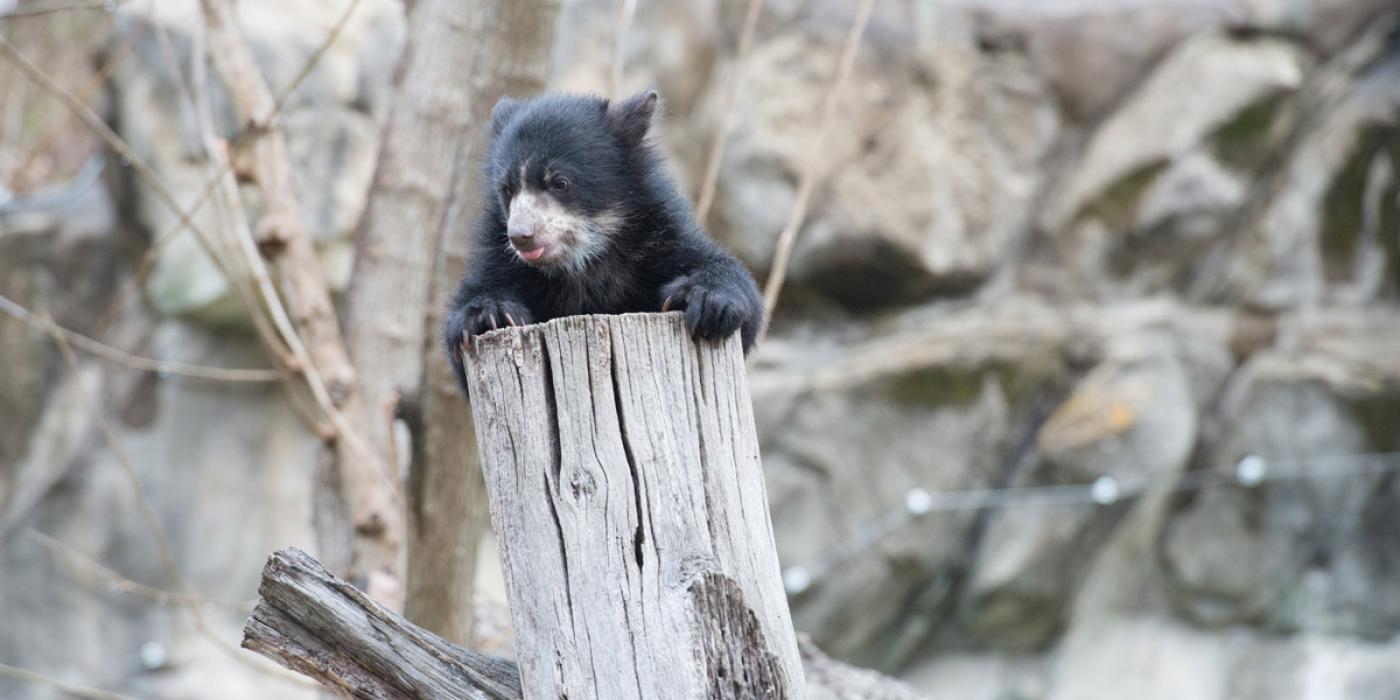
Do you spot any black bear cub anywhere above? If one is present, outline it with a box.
[443,91,764,390]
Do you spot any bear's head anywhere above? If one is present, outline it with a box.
[486,90,659,274]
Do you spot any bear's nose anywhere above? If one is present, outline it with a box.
[507,222,537,245]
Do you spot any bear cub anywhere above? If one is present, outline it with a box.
[443,91,764,390]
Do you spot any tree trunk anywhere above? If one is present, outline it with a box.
[463,312,806,699]
[404,0,561,645]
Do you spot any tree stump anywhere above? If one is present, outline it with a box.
[463,312,804,699]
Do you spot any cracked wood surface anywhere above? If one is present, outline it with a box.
[242,548,520,699]
[464,312,805,699]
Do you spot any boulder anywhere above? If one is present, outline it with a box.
[1161,332,1400,636]
[1199,51,1400,307]
[712,32,1056,310]
[963,334,1201,649]
[751,316,1070,668]
[1044,32,1305,231]
[961,0,1246,120]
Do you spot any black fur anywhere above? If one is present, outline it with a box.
[444,91,764,391]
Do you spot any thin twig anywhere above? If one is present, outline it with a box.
[93,0,364,342]
[759,0,877,325]
[266,0,363,123]
[42,317,197,592]
[279,377,334,439]
[200,0,404,609]
[28,529,254,609]
[0,663,141,700]
[0,291,285,381]
[0,0,115,19]
[38,313,317,689]
[204,135,392,486]
[11,19,145,183]
[0,35,236,279]
[609,0,638,99]
[694,0,763,226]
[168,14,300,373]
[184,7,392,483]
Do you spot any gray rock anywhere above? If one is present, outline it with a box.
[751,318,1070,667]
[1199,52,1400,308]
[0,187,318,699]
[1044,32,1305,230]
[1046,616,1239,700]
[1162,338,1400,636]
[960,0,1247,120]
[1135,151,1248,236]
[965,336,1200,649]
[1047,616,1400,700]
[714,33,1056,310]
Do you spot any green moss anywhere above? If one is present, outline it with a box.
[1350,392,1400,452]
[884,365,988,408]
[1077,160,1168,233]
[1381,136,1400,292]
[1210,92,1289,171]
[882,359,1057,409]
[1320,125,1400,284]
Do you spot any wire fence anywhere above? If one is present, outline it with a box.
[780,450,1400,594]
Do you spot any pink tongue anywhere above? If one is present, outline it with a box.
[520,247,545,262]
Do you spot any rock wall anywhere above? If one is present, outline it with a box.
[2,0,1398,698]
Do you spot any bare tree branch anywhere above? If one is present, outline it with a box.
[37,313,316,689]
[0,0,117,19]
[199,0,404,608]
[0,291,285,382]
[759,0,877,324]
[0,35,236,279]
[27,529,254,610]
[202,134,397,522]
[0,663,142,700]
[694,0,763,226]
[94,0,364,338]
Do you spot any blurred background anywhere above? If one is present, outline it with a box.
[2,0,1399,698]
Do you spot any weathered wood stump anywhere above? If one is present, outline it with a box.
[463,312,804,699]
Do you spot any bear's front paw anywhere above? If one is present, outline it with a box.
[445,297,533,350]
[661,275,753,345]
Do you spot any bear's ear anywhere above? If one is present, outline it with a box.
[490,96,523,137]
[606,90,658,144]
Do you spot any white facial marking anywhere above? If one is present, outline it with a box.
[507,191,606,271]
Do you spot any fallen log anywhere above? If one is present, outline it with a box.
[242,548,518,699]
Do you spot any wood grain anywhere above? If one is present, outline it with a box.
[464,312,805,699]
[243,548,520,700]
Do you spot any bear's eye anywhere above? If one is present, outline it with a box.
[549,176,570,193]
[499,182,513,200]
